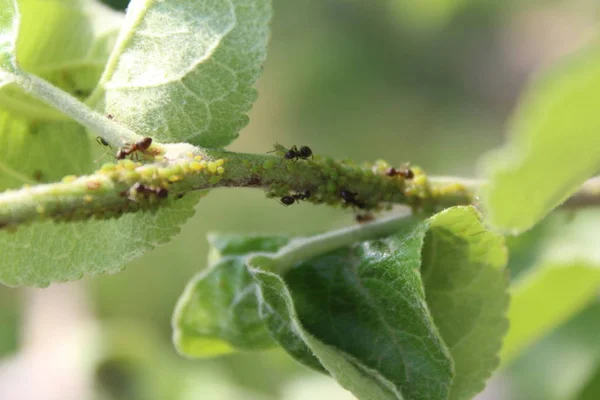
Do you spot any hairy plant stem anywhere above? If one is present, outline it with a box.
[1,143,598,231]
[0,145,475,230]
[248,211,416,274]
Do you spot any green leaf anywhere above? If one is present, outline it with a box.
[93,0,272,148]
[0,112,93,191]
[172,234,289,358]
[0,0,123,192]
[251,217,455,400]
[207,233,290,259]
[0,1,204,287]
[480,44,600,233]
[574,361,600,400]
[500,211,600,366]
[1,0,123,119]
[0,192,202,287]
[508,301,600,400]
[252,268,404,400]
[248,207,508,400]
[0,0,18,75]
[422,207,509,400]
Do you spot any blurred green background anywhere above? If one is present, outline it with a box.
[1,0,599,399]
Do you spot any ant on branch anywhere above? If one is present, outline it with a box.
[385,164,414,179]
[340,190,367,209]
[122,182,168,201]
[132,182,168,199]
[280,190,311,206]
[116,137,153,160]
[269,144,313,161]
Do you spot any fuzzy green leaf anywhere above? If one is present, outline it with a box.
[93,0,272,147]
[172,235,288,358]
[0,112,93,191]
[422,207,509,400]
[253,268,404,400]
[16,0,122,100]
[501,211,600,365]
[0,1,205,287]
[245,207,508,400]
[0,0,123,191]
[480,44,600,233]
[0,0,123,119]
[251,218,455,400]
[0,192,202,287]
[0,0,18,76]
[575,363,600,400]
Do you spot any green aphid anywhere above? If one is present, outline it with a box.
[263,159,276,170]
[326,181,338,193]
[122,171,141,183]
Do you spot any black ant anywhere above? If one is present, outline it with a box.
[280,195,296,206]
[269,144,312,161]
[386,165,414,179]
[131,182,168,199]
[116,137,152,160]
[280,190,311,206]
[340,190,366,209]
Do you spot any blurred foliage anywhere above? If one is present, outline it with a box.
[1,0,599,399]
[508,300,600,400]
[502,210,600,365]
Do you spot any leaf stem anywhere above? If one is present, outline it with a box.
[13,71,140,145]
[249,211,415,274]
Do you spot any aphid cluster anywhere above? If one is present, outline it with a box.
[280,190,311,206]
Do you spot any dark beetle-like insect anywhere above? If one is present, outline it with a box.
[280,190,311,206]
[340,190,366,209]
[269,144,313,161]
[280,195,296,206]
[116,137,152,160]
[284,145,312,161]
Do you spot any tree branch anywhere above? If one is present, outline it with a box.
[4,142,597,231]
[0,145,477,230]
